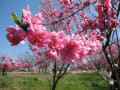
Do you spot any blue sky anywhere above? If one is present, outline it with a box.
[0,0,41,57]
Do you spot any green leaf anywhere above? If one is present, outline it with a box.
[11,12,23,25]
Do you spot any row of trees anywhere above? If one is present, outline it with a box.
[0,55,29,72]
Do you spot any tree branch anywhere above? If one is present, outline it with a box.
[45,1,97,25]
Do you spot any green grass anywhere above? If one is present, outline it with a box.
[0,72,109,90]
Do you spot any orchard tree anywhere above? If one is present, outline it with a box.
[16,52,37,71]
[6,0,120,90]
[0,56,11,72]
[86,52,109,71]
[29,44,50,72]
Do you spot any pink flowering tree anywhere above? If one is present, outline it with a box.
[19,51,50,72]
[0,56,10,72]
[11,61,29,70]
[28,44,50,72]
[6,0,120,89]
[0,55,29,72]
[32,55,50,73]
[86,52,108,70]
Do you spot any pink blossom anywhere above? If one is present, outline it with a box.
[96,0,118,31]
[31,46,38,52]
[113,10,117,15]
[89,42,98,51]
[27,29,50,47]
[3,56,7,60]
[22,5,45,32]
[60,39,79,61]
[63,0,71,5]
[88,40,101,52]
[53,9,59,16]
[24,63,29,67]
[12,61,23,68]
[48,31,64,51]
[58,31,66,39]
[96,40,102,49]
[96,35,104,41]
[37,52,42,56]
[11,62,16,66]
[6,26,27,46]
[45,50,58,60]
[88,0,91,3]
[67,18,72,25]
[22,5,32,24]
[6,26,16,33]
[92,31,99,36]
[31,13,44,25]
[30,24,47,32]
[41,9,48,15]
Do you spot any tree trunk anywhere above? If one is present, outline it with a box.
[39,67,40,73]
[111,69,120,90]
[50,62,69,90]
[45,66,47,73]
[112,81,120,90]
[52,83,56,90]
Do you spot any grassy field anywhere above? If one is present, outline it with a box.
[0,72,109,90]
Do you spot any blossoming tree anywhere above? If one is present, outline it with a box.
[6,0,120,90]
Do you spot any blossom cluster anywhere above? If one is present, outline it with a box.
[2,56,29,68]
[80,0,118,35]
[11,61,28,68]
[96,0,118,31]
[3,56,10,63]
[6,5,102,63]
